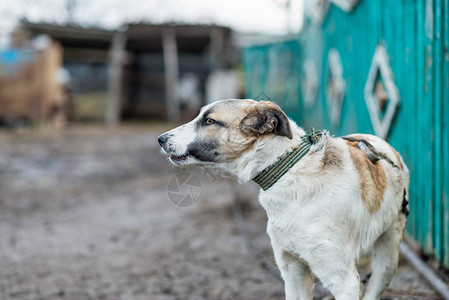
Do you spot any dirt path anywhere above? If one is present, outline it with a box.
[0,125,439,300]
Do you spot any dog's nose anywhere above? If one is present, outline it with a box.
[158,134,168,146]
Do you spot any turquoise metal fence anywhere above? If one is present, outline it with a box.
[244,40,302,121]
[244,0,449,267]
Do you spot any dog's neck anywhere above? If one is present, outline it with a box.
[229,121,306,183]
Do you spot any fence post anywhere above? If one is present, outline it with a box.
[162,28,180,123]
[106,31,126,126]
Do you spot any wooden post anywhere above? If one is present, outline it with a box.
[162,28,180,122]
[106,31,125,126]
[210,27,225,69]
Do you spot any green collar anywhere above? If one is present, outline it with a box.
[252,129,324,191]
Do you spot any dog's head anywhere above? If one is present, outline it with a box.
[158,99,293,171]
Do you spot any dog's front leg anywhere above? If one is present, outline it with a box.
[273,245,314,300]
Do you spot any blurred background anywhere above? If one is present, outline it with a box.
[0,0,449,299]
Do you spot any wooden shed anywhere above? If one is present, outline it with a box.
[122,23,234,121]
[244,0,449,268]
[22,22,235,123]
[23,22,119,123]
[0,41,65,125]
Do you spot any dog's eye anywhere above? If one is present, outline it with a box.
[204,118,215,125]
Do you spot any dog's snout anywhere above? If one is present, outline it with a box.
[158,134,168,146]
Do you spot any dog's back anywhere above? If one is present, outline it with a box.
[343,133,409,219]
[326,133,409,300]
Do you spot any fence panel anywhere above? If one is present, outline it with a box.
[244,0,449,267]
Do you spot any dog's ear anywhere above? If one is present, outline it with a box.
[240,101,293,139]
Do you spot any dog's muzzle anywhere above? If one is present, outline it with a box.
[157,133,190,164]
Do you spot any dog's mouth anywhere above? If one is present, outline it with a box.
[169,152,189,162]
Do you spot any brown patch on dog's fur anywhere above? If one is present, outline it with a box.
[322,142,344,170]
[196,100,293,162]
[348,134,404,170]
[198,100,261,161]
[240,101,292,139]
[345,140,387,213]
[239,110,266,137]
[220,137,258,159]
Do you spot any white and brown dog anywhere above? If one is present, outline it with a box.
[158,99,409,300]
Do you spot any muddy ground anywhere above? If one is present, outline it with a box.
[0,125,441,300]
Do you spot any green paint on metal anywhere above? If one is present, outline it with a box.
[442,0,449,268]
[434,0,443,261]
[243,0,449,267]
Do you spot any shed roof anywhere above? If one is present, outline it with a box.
[23,21,117,49]
[22,21,232,51]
